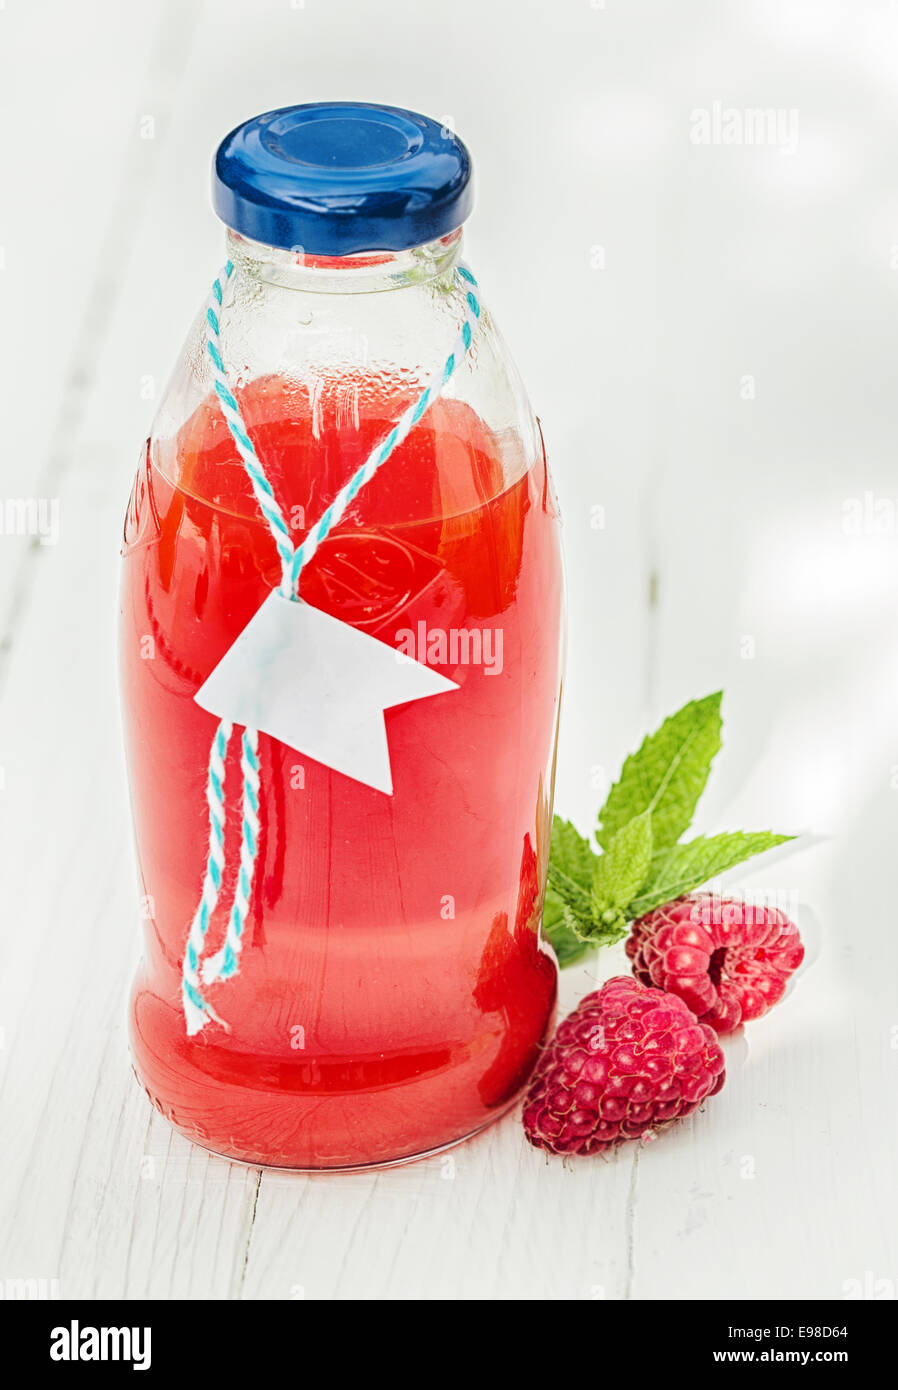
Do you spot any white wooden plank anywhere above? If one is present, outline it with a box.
[0,0,204,642]
[626,0,898,1296]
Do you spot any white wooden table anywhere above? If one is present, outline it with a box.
[1,0,896,1300]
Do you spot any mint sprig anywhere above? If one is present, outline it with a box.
[597,692,722,850]
[628,831,792,917]
[543,693,795,962]
[549,818,596,899]
[590,810,653,936]
[541,887,593,966]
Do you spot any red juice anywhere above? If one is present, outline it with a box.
[121,373,563,1168]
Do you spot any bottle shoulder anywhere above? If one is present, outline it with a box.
[150,265,541,522]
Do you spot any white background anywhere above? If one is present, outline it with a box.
[1,0,897,1300]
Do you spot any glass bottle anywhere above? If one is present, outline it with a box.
[120,103,564,1168]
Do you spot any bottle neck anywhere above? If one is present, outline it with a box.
[225,227,464,295]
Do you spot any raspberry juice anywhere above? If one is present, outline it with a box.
[121,374,563,1168]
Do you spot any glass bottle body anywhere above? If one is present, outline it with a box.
[120,231,564,1168]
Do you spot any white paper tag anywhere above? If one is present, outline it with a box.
[194,591,459,794]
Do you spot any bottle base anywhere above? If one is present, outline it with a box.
[136,1069,521,1174]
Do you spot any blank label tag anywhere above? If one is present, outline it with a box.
[194,591,459,794]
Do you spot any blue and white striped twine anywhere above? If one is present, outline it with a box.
[182,258,482,1034]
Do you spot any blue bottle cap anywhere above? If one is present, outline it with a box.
[213,103,473,256]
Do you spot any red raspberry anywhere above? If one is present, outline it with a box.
[522,976,725,1156]
[626,894,804,1034]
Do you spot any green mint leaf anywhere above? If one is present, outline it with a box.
[547,816,597,920]
[597,692,723,851]
[628,830,795,917]
[545,860,593,920]
[541,888,597,966]
[565,903,627,950]
[549,816,596,888]
[591,810,654,931]
[563,903,626,951]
